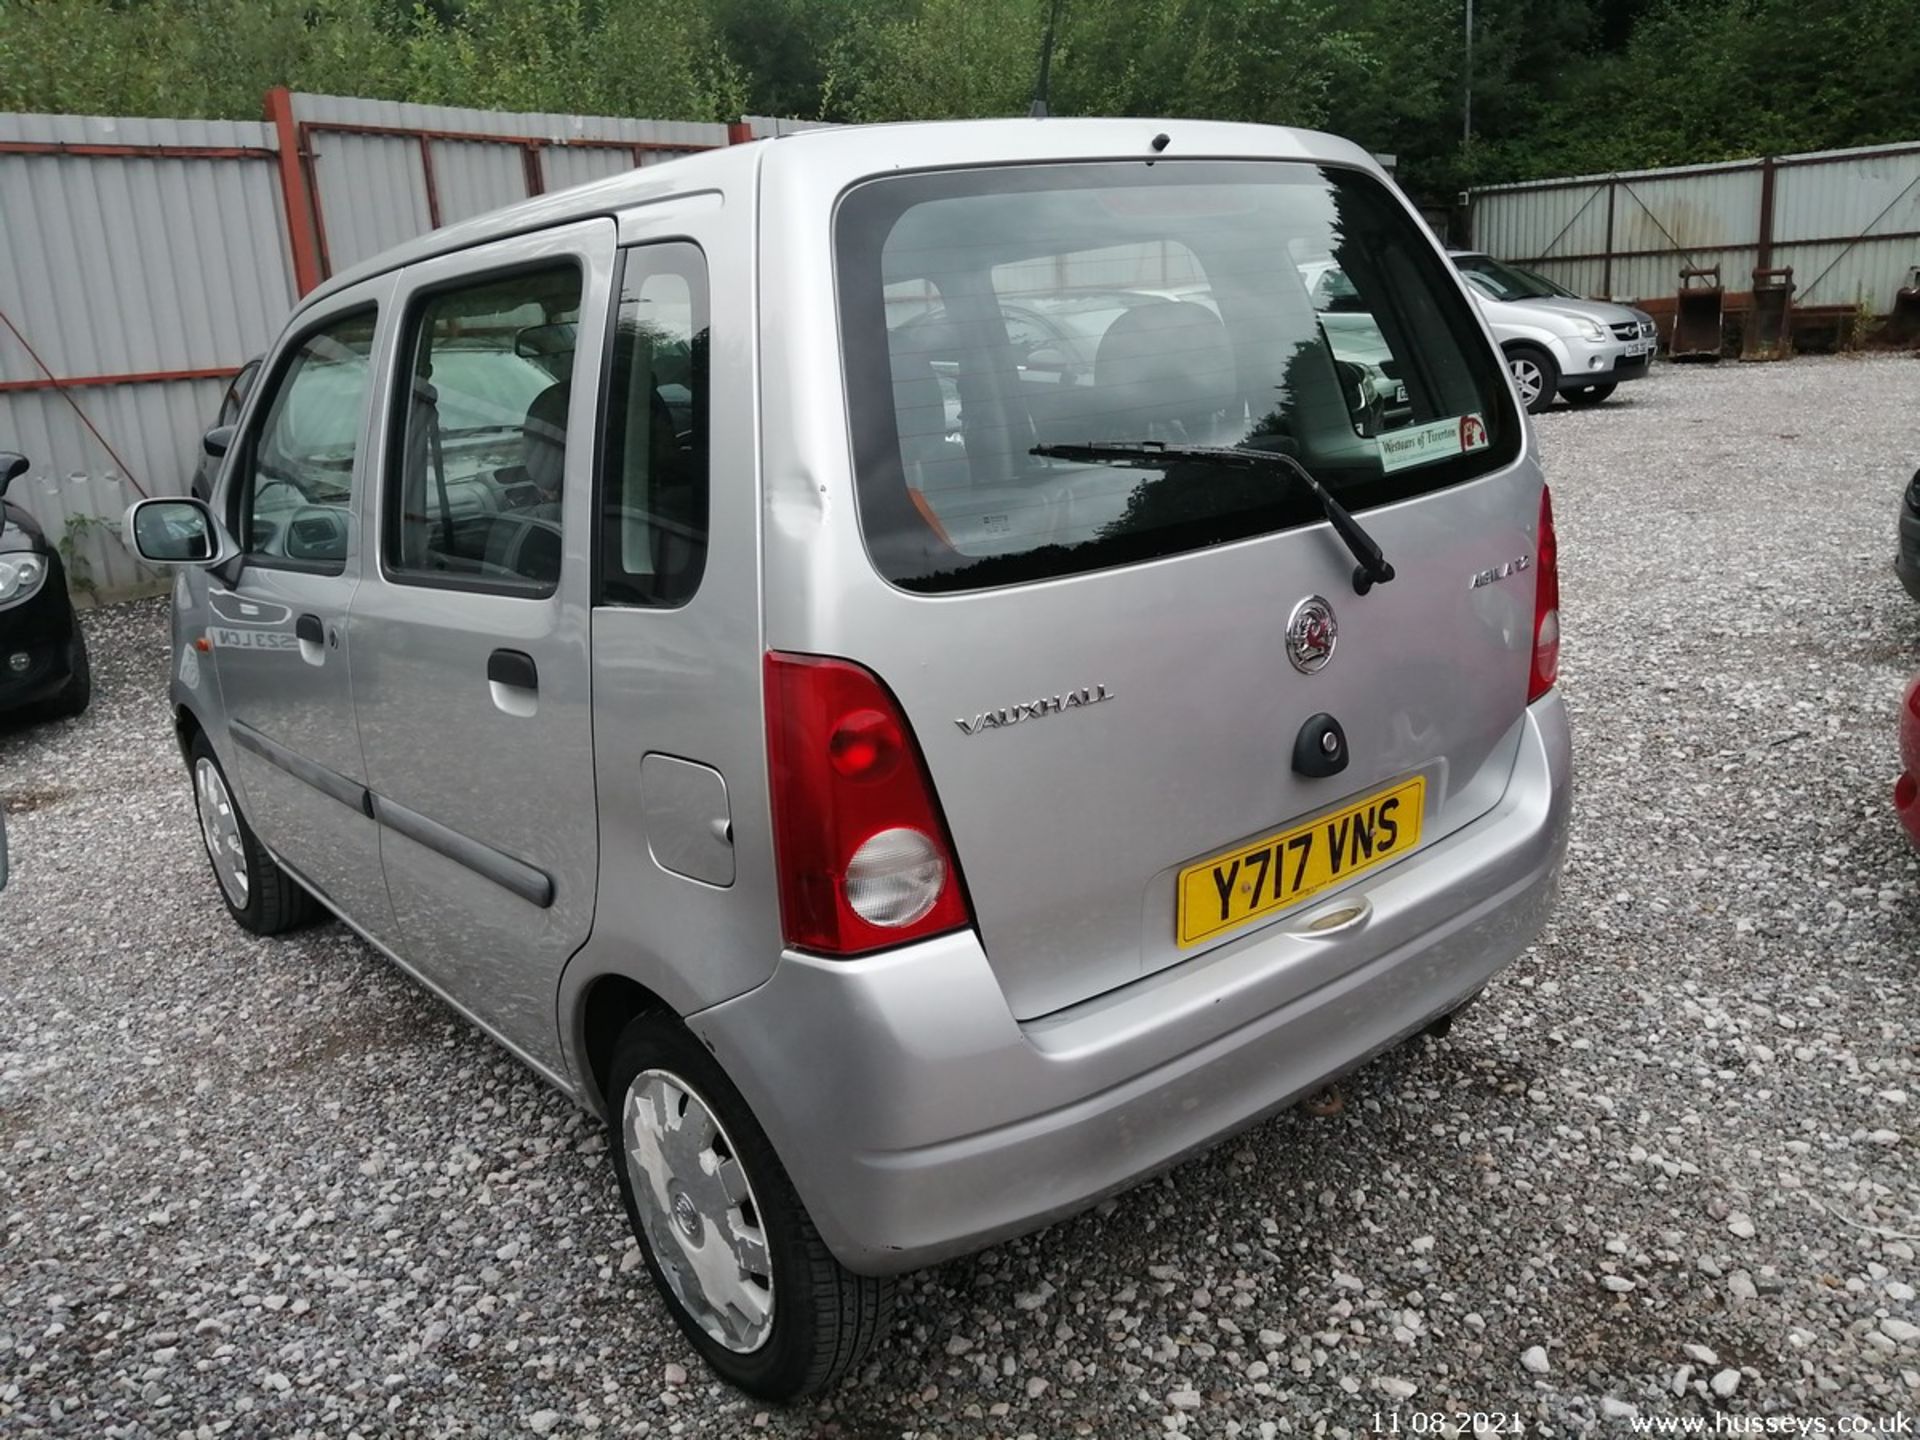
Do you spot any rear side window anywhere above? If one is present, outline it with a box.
[386,264,582,596]
[836,161,1521,593]
[599,242,710,607]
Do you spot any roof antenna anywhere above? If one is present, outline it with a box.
[1029,0,1065,118]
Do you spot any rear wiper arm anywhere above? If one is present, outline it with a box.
[1031,440,1396,595]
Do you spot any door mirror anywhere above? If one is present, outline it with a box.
[124,496,232,567]
[202,425,235,459]
[0,451,26,497]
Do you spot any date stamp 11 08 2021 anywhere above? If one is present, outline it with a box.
[1371,1411,1523,1435]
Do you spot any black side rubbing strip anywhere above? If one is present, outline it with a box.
[229,720,373,817]
[370,794,555,909]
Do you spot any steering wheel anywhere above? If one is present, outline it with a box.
[1332,359,1386,439]
[252,476,305,510]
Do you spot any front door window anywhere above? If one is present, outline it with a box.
[233,312,377,571]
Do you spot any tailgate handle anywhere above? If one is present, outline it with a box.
[1292,712,1348,778]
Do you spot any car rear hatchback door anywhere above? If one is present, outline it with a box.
[347,220,614,1075]
[772,147,1542,1021]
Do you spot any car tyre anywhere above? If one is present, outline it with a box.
[1561,382,1617,408]
[605,1011,895,1400]
[187,732,319,934]
[44,624,91,718]
[1506,345,1558,414]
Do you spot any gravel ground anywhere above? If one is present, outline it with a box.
[5,354,1920,1438]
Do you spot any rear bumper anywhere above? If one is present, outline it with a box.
[694,692,1574,1275]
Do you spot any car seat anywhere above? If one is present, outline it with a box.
[1092,301,1238,442]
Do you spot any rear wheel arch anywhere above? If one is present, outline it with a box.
[577,972,677,1117]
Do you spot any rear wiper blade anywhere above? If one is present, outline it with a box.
[1031,440,1396,595]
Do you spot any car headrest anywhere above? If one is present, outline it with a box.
[521,381,570,494]
[1093,301,1237,435]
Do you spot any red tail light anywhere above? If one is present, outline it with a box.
[1529,485,1561,702]
[764,652,972,956]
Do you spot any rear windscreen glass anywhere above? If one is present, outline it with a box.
[836,161,1521,593]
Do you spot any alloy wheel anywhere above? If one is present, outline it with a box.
[1509,356,1544,407]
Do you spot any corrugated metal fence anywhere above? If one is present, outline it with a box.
[0,91,756,595]
[1468,140,1920,314]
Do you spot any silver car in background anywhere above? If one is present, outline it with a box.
[127,118,1571,1399]
[1453,250,1657,412]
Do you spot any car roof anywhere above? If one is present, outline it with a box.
[302,117,1383,316]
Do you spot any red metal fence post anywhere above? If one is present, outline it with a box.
[264,87,325,296]
[418,134,443,228]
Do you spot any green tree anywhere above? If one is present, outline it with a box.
[1053,0,1374,131]
[0,0,409,119]
[399,0,743,120]
[4,0,1919,206]
[822,0,1042,123]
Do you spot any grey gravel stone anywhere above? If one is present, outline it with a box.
[3,357,1920,1433]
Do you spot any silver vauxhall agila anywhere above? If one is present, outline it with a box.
[126,118,1571,1399]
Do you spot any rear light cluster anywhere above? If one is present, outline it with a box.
[765,652,972,956]
[1529,485,1560,703]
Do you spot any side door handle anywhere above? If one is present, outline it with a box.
[487,649,538,691]
[293,611,328,667]
[486,649,539,718]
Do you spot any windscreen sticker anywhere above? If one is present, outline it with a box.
[1379,414,1490,473]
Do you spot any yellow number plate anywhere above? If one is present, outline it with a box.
[1176,777,1426,948]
